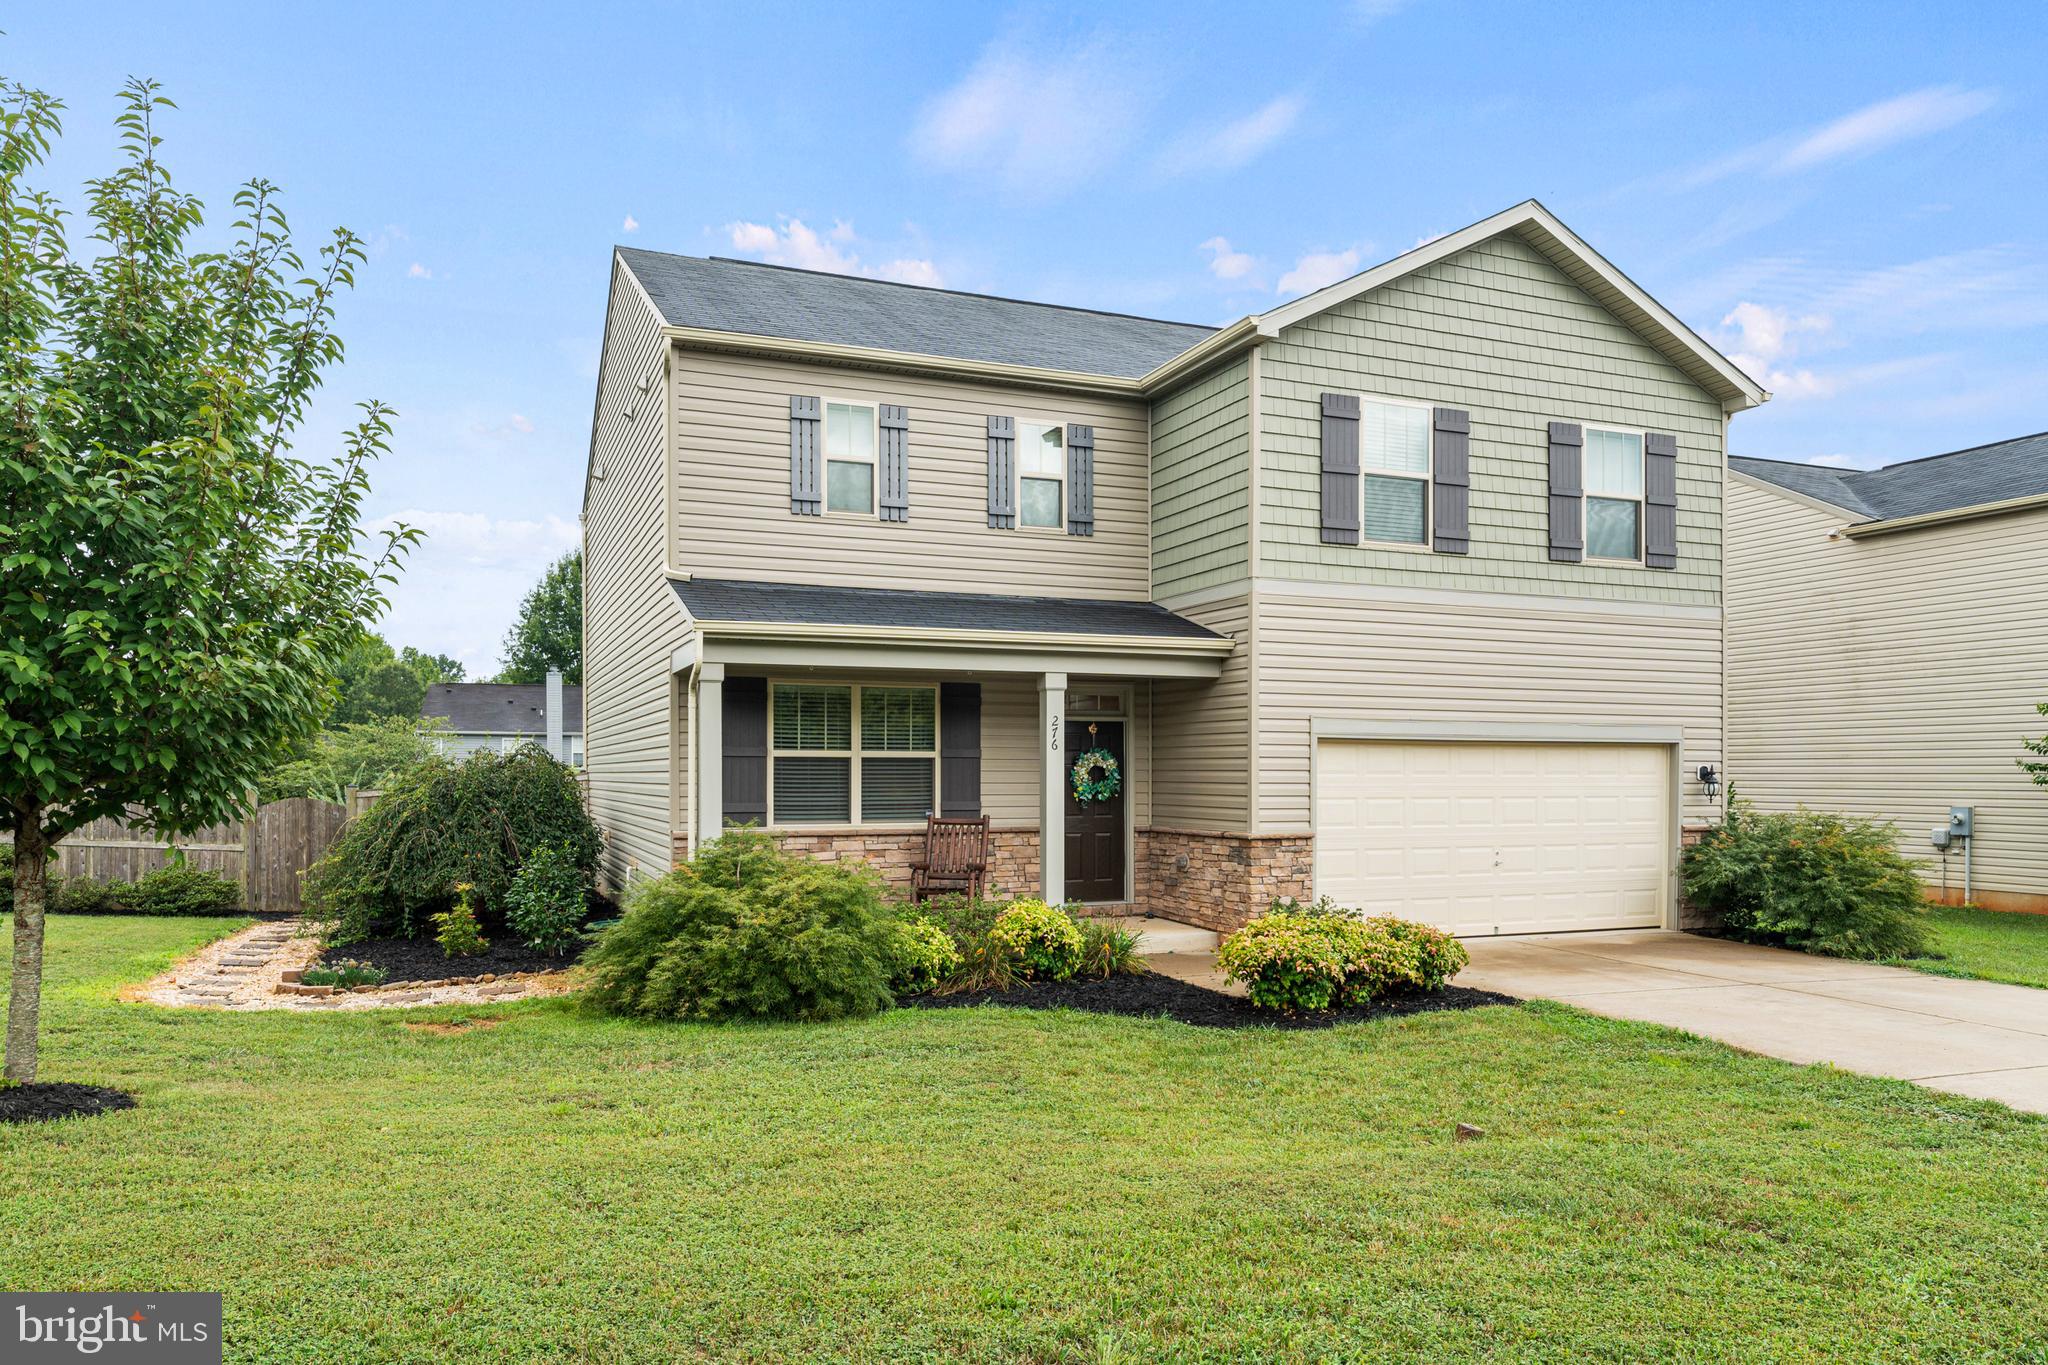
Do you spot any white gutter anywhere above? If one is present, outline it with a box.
[1840,490,2048,539]
[689,617,1234,657]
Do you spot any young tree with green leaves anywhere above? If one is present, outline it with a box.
[2024,703,2048,788]
[0,79,414,1081]
[497,550,581,683]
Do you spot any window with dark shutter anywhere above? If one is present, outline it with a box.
[1645,432,1678,569]
[1320,392,1361,545]
[1547,421,1584,563]
[879,404,910,523]
[986,415,1015,528]
[1431,407,1471,554]
[721,677,768,826]
[1065,424,1094,537]
[789,395,821,516]
[939,682,982,817]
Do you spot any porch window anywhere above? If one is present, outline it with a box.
[770,683,937,824]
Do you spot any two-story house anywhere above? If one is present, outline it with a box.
[582,201,1767,934]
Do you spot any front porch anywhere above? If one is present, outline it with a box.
[669,577,1246,912]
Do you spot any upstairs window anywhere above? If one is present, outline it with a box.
[1585,428,1644,561]
[1361,400,1432,545]
[824,402,876,514]
[1019,422,1064,528]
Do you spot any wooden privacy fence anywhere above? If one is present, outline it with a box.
[51,796,351,914]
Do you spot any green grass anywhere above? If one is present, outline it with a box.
[4,917,2048,1363]
[1898,904,2048,989]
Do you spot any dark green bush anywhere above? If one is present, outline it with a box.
[582,830,898,1023]
[127,865,243,916]
[304,748,601,943]
[1682,797,1931,959]
[52,875,127,914]
[505,842,590,956]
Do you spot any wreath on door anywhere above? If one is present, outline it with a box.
[1071,748,1121,803]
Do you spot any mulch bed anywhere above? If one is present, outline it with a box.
[0,1082,137,1125]
[909,971,1518,1030]
[315,934,585,985]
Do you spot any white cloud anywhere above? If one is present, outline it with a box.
[722,217,942,287]
[407,262,432,279]
[1199,237,1257,283]
[1718,301,1833,397]
[1277,248,1361,297]
[1670,86,1997,190]
[1353,0,1413,22]
[509,413,534,435]
[911,33,1148,191]
[1156,94,1305,178]
[1774,86,1997,173]
[622,214,639,234]
[369,511,582,676]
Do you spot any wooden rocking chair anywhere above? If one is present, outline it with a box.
[910,814,991,904]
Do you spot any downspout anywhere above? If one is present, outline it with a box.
[683,659,700,862]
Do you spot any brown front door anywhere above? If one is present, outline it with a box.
[1065,720,1126,903]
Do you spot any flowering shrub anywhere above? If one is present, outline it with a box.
[1078,919,1146,979]
[1682,797,1930,958]
[990,899,1086,981]
[302,959,387,989]
[889,918,962,996]
[1219,904,1468,1011]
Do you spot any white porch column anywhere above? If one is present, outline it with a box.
[696,663,725,848]
[1039,671,1067,905]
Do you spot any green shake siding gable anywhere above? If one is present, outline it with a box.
[1258,234,1725,605]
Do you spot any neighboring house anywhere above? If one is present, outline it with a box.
[1727,434,2048,912]
[420,671,585,767]
[582,200,1767,934]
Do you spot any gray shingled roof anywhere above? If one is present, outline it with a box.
[1733,432,2048,522]
[671,578,1226,642]
[617,248,1218,380]
[421,683,583,735]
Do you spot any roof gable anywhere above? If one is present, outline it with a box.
[1253,201,1767,411]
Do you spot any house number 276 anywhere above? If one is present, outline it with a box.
[1049,716,1061,750]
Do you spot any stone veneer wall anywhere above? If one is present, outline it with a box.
[1677,824,1714,931]
[1137,828,1314,934]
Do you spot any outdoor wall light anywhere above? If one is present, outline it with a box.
[1697,765,1720,798]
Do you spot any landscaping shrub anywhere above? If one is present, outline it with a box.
[52,876,127,915]
[301,959,386,989]
[506,842,590,956]
[304,748,601,943]
[1077,919,1146,979]
[581,830,899,1023]
[127,865,243,916]
[889,918,961,996]
[434,884,490,957]
[1682,797,1931,959]
[1219,905,1469,1011]
[990,899,1085,981]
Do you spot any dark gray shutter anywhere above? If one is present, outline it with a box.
[722,676,767,827]
[1644,432,1678,569]
[986,415,1015,529]
[1431,407,1471,555]
[1320,392,1360,545]
[939,682,981,817]
[879,404,909,523]
[789,395,821,516]
[1065,423,1094,536]
[1547,421,1584,563]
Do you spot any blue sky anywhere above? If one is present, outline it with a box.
[13,2,2046,673]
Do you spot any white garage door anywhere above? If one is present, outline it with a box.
[1314,740,1669,937]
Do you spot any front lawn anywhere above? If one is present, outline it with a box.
[1899,904,2048,989]
[3,916,2046,1362]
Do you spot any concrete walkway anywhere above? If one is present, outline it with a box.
[1459,930,2048,1113]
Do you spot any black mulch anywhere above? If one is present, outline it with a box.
[0,1082,137,1125]
[908,971,1518,1030]
[315,933,586,984]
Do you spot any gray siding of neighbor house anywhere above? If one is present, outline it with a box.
[1258,233,1726,606]
[669,349,1154,600]
[1150,356,1251,601]
[583,259,693,889]
[1726,477,2048,900]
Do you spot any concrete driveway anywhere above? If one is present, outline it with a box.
[1459,930,2048,1114]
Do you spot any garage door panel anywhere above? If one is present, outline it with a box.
[1315,739,1668,937]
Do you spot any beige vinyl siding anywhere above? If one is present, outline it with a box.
[1150,357,1251,600]
[583,263,692,888]
[1151,593,1252,831]
[1726,479,2048,897]
[1254,587,1722,832]
[671,350,1152,600]
[1258,233,1725,606]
